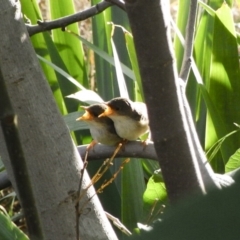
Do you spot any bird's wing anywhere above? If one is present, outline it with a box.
[133,102,148,122]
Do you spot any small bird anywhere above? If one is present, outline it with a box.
[76,103,122,146]
[98,97,149,141]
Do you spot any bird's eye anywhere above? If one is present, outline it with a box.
[93,113,98,117]
[114,106,120,111]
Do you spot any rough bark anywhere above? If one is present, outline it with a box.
[124,0,216,202]
[0,0,117,239]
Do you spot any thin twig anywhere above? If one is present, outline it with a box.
[179,0,198,81]
[145,200,165,226]
[106,211,132,236]
[78,156,129,219]
[76,143,123,204]
[27,0,125,36]
[96,158,130,193]
[75,142,124,238]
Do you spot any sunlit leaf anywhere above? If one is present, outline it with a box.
[143,171,167,206]
[109,23,129,99]
[37,55,85,90]
[225,149,240,173]
[66,90,104,105]
[0,211,29,240]
[205,2,240,168]
[67,31,135,82]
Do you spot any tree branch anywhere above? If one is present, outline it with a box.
[0,171,11,190]
[105,0,125,9]
[0,67,44,238]
[0,133,233,192]
[179,0,198,81]
[176,1,218,188]
[77,141,157,161]
[0,1,117,239]
[124,0,211,202]
[27,0,125,36]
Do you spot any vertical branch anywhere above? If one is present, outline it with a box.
[0,1,118,239]
[177,0,218,187]
[179,0,198,81]
[124,0,212,201]
[0,68,44,239]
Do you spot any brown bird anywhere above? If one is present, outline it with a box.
[98,97,149,141]
[76,103,122,146]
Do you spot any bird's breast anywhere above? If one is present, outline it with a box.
[110,115,149,141]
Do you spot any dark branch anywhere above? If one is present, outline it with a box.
[27,0,125,36]
[77,141,157,161]
[124,0,212,202]
[105,0,125,9]
[0,65,44,237]
[0,171,11,189]
[0,138,235,192]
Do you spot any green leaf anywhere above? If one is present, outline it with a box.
[20,0,65,112]
[122,159,145,231]
[141,159,160,178]
[49,0,87,86]
[0,211,29,240]
[225,149,240,173]
[66,90,104,105]
[207,129,239,163]
[174,0,191,72]
[124,30,143,101]
[198,1,215,16]
[205,2,240,167]
[37,55,85,90]
[143,171,167,206]
[91,0,116,100]
[109,24,129,99]
[68,32,135,82]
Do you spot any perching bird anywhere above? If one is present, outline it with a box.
[76,103,123,146]
[98,97,149,141]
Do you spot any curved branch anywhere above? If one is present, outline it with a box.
[77,141,157,161]
[27,0,125,36]
[105,0,125,9]
[176,1,218,188]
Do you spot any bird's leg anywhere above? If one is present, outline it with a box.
[141,131,152,148]
[110,141,125,159]
[119,139,128,152]
[87,139,97,151]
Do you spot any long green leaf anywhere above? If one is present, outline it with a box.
[49,0,87,86]
[206,2,240,167]
[0,212,29,240]
[174,0,191,72]
[91,0,116,100]
[122,159,145,231]
[67,32,135,81]
[20,0,64,112]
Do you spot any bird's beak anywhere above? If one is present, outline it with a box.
[76,110,93,121]
[98,106,114,118]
